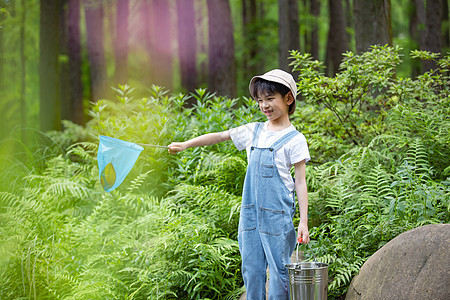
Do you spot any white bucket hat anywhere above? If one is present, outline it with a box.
[249,69,297,99]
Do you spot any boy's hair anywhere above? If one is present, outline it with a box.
[250,78,296,115]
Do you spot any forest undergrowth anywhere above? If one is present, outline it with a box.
[1,46,449,299]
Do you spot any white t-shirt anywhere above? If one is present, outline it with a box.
[228,121,310,192]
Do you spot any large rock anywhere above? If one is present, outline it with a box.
[346,224,450,300]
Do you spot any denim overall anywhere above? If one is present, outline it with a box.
[238,122,299,300]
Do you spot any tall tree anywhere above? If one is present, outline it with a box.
[423,0,443,71]
[84,0,107,101]
[0,0,4,83]
[409,0,426,76]
[39,0,61,131]
[114,0,128,85]
[0,3,4,135]
[0,2,4,93]
[140,0,152,84]
[326,0,348,76]
[343,0,353,50]
[310,0,320,60]
[354,0,392,53]
[60,0,70,123]
[176,0,197,93]
[0,1,5,140]
[149,0,173,89]
[242,0,258,80]
[207,0,236,97]
[67,0,84,124]
[442,0,449,51]
[20,0,26,138]
[195,0,208,86]
[278,0,300,71]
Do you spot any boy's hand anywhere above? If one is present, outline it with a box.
[297,223,310,244]
[168,131,230,155]
[168,142,187,154]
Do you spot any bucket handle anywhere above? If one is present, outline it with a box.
[296,238,318,263]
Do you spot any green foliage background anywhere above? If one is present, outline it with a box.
[1,47,449,299]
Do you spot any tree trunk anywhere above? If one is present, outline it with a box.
[39,0,61,131]
[84,0,108,101]
[0,1,4,140]
[442,0,449,51]
[287,0,300,61]
[409,0,426,76]
[423,0,443,71]
[302,0,309,54]
[343,0,353,50]
[20,0,26,138]
[310,0,320,60]
[67,0,84,124]
[141,0,152,84]
[411,0,426,47]
[149,0,173,90]
[207,0,236,97]
[196,0,208,86]
[114,0,129,85]
[278,0,288,69]
[0,2,4,95]
[242,0,258,83]
[257,0,266,74]
[278,0,300,71]
[176,0,197,93]
[326,0,348,76]
[354,0,392,53]
[60,0,70,123]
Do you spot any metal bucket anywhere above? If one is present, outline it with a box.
[285,242,328,299]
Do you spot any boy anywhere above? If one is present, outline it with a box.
[168,69,310,299]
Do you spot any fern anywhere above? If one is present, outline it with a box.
[360,164,394,211]
[127,170,153,193]
[404,138,432,181]
[0,191,19,207]
[66,141,98,165]
[193,154,247,196]
[328,258,365,293]
[325,179,354,212]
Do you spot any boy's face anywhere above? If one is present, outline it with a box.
[256,90,293,121]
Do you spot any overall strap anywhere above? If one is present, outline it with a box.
[251,122,264,147]
[270,130,300,151]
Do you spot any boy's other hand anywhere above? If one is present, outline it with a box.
[297,223,310,244]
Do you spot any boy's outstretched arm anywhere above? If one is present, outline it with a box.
[294,160,310,244]
[168,131,231,154]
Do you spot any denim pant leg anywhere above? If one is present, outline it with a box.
[239,228,267,300]
[259,211,296,300]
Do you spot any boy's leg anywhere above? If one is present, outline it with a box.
[261,226,296,300]
[239,229,267,300]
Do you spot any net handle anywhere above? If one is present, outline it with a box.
[136,143,168,149]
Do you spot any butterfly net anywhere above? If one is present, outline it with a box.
[97,136,144,192]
